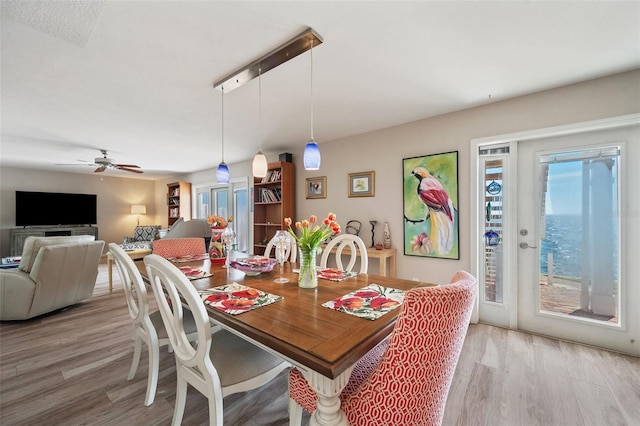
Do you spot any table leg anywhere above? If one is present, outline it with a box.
[379,255,387,277]
[301,367,353,426]
[107,256,113,293]
[390,254,396,278]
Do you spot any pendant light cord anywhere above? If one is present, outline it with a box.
[221,88,225,162]
[259,66,262,151]
[310,38,314,141]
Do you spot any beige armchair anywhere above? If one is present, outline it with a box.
[0,235,105,320]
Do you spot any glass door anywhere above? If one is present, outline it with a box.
[517,128,637,353]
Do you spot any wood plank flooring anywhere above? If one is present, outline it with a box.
[1,263,638,425]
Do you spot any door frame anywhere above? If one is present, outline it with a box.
[470,113,640,329]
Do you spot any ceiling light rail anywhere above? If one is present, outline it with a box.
[213,27,323,93]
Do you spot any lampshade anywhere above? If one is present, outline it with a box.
[217,162,230,183]
[252,150,268,177]
[130,204,146,215]
[303,138,321,170]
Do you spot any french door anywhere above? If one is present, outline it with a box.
[474,116,639,355]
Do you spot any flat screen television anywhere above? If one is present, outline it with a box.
[16,191,97,227]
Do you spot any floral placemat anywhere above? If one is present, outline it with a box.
[168,253,208,263]
[179,266,212,280]
[200,282,283,315]
[317,268,358,282]
[322,284,406,320]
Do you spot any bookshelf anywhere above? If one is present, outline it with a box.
[167,181,192,227]
[253,161,295,256]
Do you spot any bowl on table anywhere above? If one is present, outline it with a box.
[230,256,277,276]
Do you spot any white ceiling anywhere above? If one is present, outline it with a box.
[1,1,639,180]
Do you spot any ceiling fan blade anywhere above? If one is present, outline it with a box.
[55,163,96,166]
[113,163,140,168]
[94,165,107,173]
[116,166,144,174]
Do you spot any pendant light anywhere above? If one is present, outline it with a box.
[252,66,268,178]
[216,87,230,184]
[303,38,321,170]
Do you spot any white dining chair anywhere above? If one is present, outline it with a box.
[143,254,289,426]
[320,234,369,274]
[108,243,198,406]
[264,232,297,262]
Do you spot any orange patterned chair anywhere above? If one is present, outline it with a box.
[288,270,477,426]
[152,237,206,259]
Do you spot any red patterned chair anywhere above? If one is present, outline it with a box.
[152,237,206,259]
[288,270,477,426]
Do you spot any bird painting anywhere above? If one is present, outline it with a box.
[403,152,459,259]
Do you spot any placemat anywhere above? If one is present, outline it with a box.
[200,282,283,315]
[322,284,406,320]
[168,253,208,263]
[179,266,212,280]
[317,268,358,282]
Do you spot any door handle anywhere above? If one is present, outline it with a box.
[519,242,538,249]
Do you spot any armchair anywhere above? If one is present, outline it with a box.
[0,236,105,320]
[122,225,162,250]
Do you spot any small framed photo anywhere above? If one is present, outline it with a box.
[348,171,375,197]
[306,176,327,199]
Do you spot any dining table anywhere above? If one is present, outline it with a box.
[137,256,435,426]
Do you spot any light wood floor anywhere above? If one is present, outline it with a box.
[1,264,638,425]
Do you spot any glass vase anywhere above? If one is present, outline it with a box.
[298,246,318,289]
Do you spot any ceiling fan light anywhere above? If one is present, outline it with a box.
[303,139,321,170]
[252,150,268,177]
[216,161,230,183]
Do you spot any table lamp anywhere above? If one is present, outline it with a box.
[131,204,146,226]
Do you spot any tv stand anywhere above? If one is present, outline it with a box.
[10,226,99,256]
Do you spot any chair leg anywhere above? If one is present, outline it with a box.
[289,397,304,426]
[144,341,160,406]
[127,335,142,380]
[172,375,188,426]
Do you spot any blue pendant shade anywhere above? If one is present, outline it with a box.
[216,161,230,183]
[304,138,321,170]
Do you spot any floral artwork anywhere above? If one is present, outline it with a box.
[200,282,283,315]
[322,284,406,320]
[403,151,459,260]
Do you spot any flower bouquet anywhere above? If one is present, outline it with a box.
[284,212,341,288]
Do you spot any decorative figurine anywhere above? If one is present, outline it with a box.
[383,222,391,249]
[369,220,377,248]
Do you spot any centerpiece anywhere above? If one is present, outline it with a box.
[285,212,341,288]
[208,215,233,263]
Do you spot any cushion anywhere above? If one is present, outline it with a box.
[132,225,161,242]
[19,235,95,273]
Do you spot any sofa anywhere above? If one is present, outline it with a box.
[0,235,105,320]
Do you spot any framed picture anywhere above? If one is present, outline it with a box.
[348,171,375,197]
[403,151,459,259]
[306,176,327,199]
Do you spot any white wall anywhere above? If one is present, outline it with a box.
[2,69,638,278]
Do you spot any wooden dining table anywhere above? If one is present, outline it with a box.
[137,257,435,426]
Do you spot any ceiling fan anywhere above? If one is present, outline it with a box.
[57,149,143,174]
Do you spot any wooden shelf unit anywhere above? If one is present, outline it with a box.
[253,161,295,256]
[167,181,192,227]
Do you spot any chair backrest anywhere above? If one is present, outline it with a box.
[19,235,95,272]
[108,243,156,337]
[320,234,368,273]
[264,232,297,262]
[343,270,478,426]
[152,237,206,259]
[144,254,218,387]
